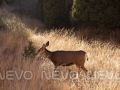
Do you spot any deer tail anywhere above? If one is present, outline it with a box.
[85,52,90,61]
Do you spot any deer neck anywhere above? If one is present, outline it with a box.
[45,48,53,59]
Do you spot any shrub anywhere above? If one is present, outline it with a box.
[23,41,36,58]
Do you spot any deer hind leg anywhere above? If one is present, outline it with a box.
[81,66,88,76]
[76,64,88,76]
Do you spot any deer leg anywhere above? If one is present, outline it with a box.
[76,65,81,74]
[81,66,88,76]
[54,65,60,78]
[54,64,59,72]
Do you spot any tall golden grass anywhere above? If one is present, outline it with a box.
[0,7,120,90]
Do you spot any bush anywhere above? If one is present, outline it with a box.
[23,41,36,58]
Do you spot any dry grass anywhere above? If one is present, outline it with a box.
[0,7,120,90]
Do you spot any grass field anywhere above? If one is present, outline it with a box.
[0,7,120,90]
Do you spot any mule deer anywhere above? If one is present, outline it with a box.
[36,41,88,75]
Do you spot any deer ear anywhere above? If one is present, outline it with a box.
[46,41,49,47]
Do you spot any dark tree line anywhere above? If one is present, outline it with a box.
[71,0,120,29]
[0,0,6,5]
[1,0,120,30]
[38,0,120,29]
[38,0,73,29]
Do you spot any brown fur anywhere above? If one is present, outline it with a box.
[36,41,88,75]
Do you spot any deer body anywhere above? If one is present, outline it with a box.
[51,51,86,66]
[36,41,88,75]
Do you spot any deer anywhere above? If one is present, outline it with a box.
[35,41,88,75]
